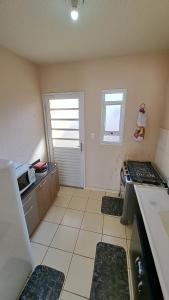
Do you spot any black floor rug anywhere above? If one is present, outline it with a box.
[19,265,65,300]
[90,242,129,300]
[101,196,123,216]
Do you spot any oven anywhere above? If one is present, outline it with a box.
[119,160,166,225]
[130,214,163,299]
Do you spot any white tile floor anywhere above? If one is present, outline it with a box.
[31,187,134,299]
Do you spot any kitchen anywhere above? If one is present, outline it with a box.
[0,1,169,299]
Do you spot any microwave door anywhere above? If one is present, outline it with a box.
[17,172,30,193]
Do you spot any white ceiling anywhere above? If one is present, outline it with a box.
[0,0,169,64]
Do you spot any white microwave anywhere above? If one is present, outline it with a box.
[15,163,36,194]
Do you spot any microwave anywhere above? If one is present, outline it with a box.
[15,163,36,194]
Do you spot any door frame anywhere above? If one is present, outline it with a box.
[42,91,85,188]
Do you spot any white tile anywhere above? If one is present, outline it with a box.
[58,188,74,196]
[61,209,84,228]
[44,206,66,224]
[128,268,134,300]
[54,195,72,208]
[126,224,133,240]
[81,212,103,233]
[43,248,72,276]
[68,196,88,211]
[86,198,101,214]
[31,242,48,266]
[64,254,94,298]
[103,215,126,238]
[61,291,85,300]
[106,191,118,197]
[51,225,79,252]
[88,190,100,199]
[127,239,132,269]
[102,235,127,251]
[75,230,101,258]
[31,221,58,246]
[73,188,89,197]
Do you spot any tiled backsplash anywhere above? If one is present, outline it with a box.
[155,128,169,179]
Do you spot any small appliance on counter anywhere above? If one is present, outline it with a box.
[15,162,36,194]
[33,161,47,173]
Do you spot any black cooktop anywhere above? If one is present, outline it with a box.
[126,160,165,185]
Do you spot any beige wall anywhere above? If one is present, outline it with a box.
[0,47,47,163]
[161,77,169,130]
[39,54,169,190]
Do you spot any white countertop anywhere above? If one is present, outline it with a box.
[134,185,169,300]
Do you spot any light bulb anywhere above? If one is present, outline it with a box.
[71,9,79,21]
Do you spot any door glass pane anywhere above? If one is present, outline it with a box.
[51,120,79,129]
[105,93,123,102]
[53,139,79,148]
[50,99,79,109]
[52,130,79,139]
[105,104,121,131]
[103,135,120,142]
[50,110,79,119]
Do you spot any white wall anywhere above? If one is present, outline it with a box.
[39,53,169,190]
[0,47,47,163]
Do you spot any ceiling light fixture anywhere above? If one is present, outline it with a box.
[69,0,84,21]
[71,8,79,21]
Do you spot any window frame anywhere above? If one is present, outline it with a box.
[100,89,127,145]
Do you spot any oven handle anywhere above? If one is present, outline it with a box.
[120,168,125,187]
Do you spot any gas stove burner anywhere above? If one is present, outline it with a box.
[125,160,165,186]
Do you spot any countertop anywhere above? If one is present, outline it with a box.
[134,185,169,300]
[21,162,56,200]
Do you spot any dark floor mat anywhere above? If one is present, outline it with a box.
[90,242,129,300]
[19,265,65,300]
[101,196,123,216]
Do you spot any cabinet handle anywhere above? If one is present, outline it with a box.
[39,179,47,188]
[137,281,144,294]
[24,205,33,217]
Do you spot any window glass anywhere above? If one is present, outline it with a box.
[51,120,79,129]
[105,105,121,132]
[53,139,79,148]
[52,130,79,139]
[105,93,123,102]
[50,98,79,109]
[50,110,79,119]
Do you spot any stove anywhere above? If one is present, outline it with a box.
[120,160,166,225]
[124,160,165,186]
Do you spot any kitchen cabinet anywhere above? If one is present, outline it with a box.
[50,166,60,203]
[22,189,40,236]
[36,176,51,220]
[22,163,60,236]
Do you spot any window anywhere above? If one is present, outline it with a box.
[101,89,126,144]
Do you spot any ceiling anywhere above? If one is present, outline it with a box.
[0,0,169,64]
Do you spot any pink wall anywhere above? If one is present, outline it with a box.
[0,47,47,163]
[39,53,169,190]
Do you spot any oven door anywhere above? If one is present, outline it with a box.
[130,214,163,299]
[17,171,31,194]
[119,167,125,198]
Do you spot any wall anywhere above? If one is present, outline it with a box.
[39,53,169,190]
[161,77,169,130]
[155,77,169,179]
[0,47,47,163]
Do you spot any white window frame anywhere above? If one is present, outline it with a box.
[100,89,127,145]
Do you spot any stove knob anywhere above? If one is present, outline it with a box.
[137,281,144,294]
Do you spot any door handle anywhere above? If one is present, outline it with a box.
[80,142,83,152]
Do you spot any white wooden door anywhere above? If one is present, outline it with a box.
[43,92,85,187]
